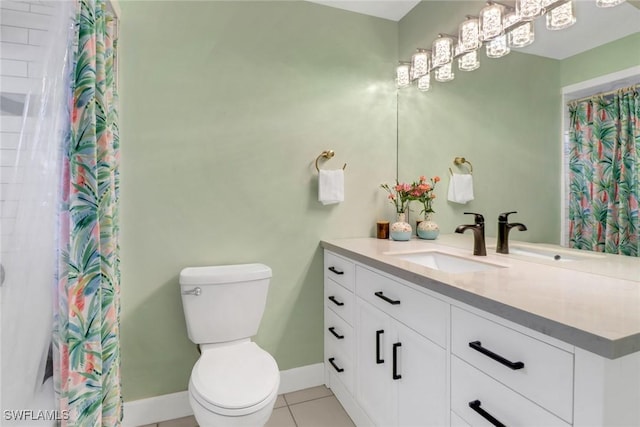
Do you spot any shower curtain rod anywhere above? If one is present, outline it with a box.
[567,84,639,104]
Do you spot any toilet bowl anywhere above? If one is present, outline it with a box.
[179,264,280,427]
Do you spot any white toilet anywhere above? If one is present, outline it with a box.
[179,264,280,427]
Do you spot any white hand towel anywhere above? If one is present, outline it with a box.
[447,173,474,204]
[318,169,344,205]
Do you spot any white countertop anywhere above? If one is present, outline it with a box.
[321,234,640,359]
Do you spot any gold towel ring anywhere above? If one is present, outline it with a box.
[315,150,347,173]
[451,156,473,175]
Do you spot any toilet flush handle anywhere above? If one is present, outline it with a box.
[182,287,202,296]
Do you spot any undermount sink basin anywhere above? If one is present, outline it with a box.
[505,245,601,262]
[385,251,506,274]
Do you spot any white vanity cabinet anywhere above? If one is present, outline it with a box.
[356,296,448,427]
[324,251,357,397]
[451,306,573,425]
[322,248,640,427]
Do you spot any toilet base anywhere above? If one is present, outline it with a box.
[188,390,277,427]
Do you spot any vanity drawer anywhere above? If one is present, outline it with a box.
[325,278,354,325]
[324,251,355,292]
[325,339,354,395]
[356,266,447,347]
[451,356,570,427]
[325,308,354,359]
[451,306,573,423]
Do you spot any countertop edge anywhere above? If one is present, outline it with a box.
[320,240,640,360]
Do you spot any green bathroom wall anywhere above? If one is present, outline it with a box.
[119,1,397,400]
[560,33,640,87]
[397,1,562,242]
[118,0,636,403]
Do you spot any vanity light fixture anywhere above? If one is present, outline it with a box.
[458,17,481,53]
[596,0,625,7]
[544,0,576,30]
[486,34,510,58]
[458,50,480,71]
[516,0,543,19]
[411,49,430,80]
[396,62,411,88]
[432,34,455,68]
[505,11,535,47]
[417,74,431,91]
[435,62,455,82]
[479,2,505,41]
[398,0,626,92]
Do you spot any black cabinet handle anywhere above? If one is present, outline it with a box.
[469,341,524,370]
[392,342,402,380]
[375,291,401,305]
[328,327,344,339]
[376,329,384,364]
[328,296,344,306]
[469,400,505,427]
[328,357,344,373]
[328,266,344,275]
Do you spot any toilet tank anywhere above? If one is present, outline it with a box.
[179,264,272,344]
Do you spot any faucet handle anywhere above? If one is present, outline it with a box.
[463,212,485,224]
[498,211,518,222]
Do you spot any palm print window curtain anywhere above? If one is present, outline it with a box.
[568,86,639,257]
[54,0,122,425]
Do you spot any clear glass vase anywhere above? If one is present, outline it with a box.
[390,212,412,241]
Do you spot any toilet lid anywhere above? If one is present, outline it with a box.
[191,342,279,410]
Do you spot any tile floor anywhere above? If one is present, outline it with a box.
[138,385,355,427]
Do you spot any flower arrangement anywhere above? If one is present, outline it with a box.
[413,175,440,217]
[380,181,413,214]
[380,176,440,216]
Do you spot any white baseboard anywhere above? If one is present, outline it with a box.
[122,362,324,427]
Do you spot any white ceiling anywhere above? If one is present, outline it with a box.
[305,0,640,59]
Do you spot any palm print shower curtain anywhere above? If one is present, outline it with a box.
[568,86,639,257]
[54,0,122,425]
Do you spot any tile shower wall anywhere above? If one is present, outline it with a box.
[0,1,54,261]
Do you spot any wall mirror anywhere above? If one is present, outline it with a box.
[396,0,640,245]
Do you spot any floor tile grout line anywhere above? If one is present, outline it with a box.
[286,402,299,427]
[286,393,335,408]
[282,389,334,407]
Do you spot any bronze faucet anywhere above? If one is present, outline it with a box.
[496,211,527,254]
[455,212,486,256]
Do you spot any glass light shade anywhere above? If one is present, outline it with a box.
[486,35,510,58]
[396,63,410,88]
[458,17,481,53]
[516,0,542,19]
[411,49,430,80]
[417,74,431,92]
[596,0,625,7]
[479,3,504,41]
[545,1,576,30]
[458,51,480,71]
[505,12,535,48]
[432,36,454,68]
[435,63,455,82]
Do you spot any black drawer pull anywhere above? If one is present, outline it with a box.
[375,291,401,305]
[328,357,344,373]
[328,296,344,306]
[328,266,344,275]
[376,329,384,364]
[469,400,505,427]
[469,341,524,370]
[328,327,344,339]
[392,342,402,380]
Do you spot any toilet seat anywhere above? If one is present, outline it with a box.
[190,342,280,417]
